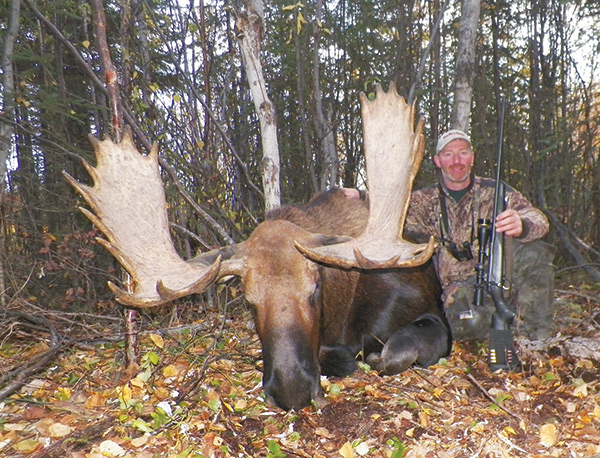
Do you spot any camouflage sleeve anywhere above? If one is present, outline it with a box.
[506,189,549,242]
[405,188,439,239]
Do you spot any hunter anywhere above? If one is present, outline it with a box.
[344,129,555,341]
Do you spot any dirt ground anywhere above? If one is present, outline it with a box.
[1,284,599,458]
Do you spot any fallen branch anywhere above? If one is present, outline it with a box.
[0,311,64,402]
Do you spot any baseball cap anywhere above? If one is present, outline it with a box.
[435,129,471,155]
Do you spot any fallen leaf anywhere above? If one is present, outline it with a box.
[85,393,106,408]
[149,333,165,349]
[355,441,370,456]
[162,361,189,378]
[573,382,588,398]
[12,439,42,453]
[338,441,354,458]
[97,439,126,456]
[315,427,334,439]
[48,422,75,438]
[4,423,27,431]
[131,435,149,447]
[24,406,48,420]
[539,423,557,447]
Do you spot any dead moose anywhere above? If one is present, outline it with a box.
[65,83,452,411]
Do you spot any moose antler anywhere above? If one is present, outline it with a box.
[63,127,226,307]
[296,82,435,269]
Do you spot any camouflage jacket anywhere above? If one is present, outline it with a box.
[405,175,550,293]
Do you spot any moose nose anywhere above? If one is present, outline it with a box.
[263,368,321,411]
[261,331,322,410]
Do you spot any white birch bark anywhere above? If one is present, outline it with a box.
[235,0,281,211]
[451,0,481,132]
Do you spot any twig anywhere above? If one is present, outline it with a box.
[555,288,600,303]
[30,417,115,458]
[175,295,233,403]
[464,372,526,423]
[496,431,529,454]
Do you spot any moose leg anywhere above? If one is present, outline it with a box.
[367,314,451,375]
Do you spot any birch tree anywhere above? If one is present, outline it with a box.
[451,0,480,131]
[234,0,281,211]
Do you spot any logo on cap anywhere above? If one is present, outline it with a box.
[436,130,471,154]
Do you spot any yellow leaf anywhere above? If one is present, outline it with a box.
[418,410,429,428]
[149,333,165,349]
[119,383,132,402]
[296,12,307,34]
[56,386,72,400]
[162,361,188,378]
[338,441,354,458]
[82,40,91,48]
[593,405,600,419]
[540,423,557,447]
[13,439,41,453]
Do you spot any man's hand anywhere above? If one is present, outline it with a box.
[495,209,523,237]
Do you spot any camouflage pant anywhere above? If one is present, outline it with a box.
[444,240,556,341]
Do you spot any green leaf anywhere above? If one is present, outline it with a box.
[143,351,160,366]
[266,440,286,458]
[130,418,154,433]
[207,398,222,412]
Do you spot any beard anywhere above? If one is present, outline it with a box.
[441,165,471,187]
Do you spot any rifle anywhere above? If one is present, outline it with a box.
[472,97,521,372]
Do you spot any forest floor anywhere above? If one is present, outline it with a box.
[1,281,600,458]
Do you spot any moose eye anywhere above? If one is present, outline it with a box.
[309,281,322,308]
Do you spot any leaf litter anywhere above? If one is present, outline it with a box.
[1,286,599,458]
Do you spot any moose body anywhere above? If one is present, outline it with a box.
[65,84,452,411]
[225,188,451,409]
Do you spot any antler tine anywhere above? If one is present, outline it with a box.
[297,82,435,269]
[64,126,224,307]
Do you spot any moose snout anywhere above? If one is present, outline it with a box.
[261,331,323,410]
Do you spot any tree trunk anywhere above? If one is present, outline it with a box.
[293,13,318,194]
[312,0,337,191]
[0,0,22,308]
[451,0,480,131]
[235,0,281,211]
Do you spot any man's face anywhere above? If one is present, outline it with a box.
[433,139,474,190]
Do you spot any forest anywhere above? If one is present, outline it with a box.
[1,0,600,457]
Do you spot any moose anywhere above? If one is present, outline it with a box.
[64,83,452,410]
